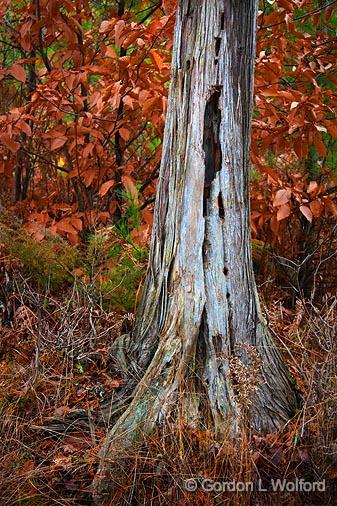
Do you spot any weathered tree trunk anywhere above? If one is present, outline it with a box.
[93,0,298,500]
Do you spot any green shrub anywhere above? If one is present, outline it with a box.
[85,228,148,312]
[101,249,147,312]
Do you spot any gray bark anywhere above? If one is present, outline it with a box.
[93,0,298,500]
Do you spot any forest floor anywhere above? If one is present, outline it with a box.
[0,218,336,505]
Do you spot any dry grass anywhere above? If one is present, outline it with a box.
[89,300,337,505]
[0,276,124,505]
[0,268,336,504]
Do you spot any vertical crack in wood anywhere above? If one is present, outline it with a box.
[185,59,192,126]
[218,192,224,219]
[195,307,214,426]
[220,12,225,31]
[228,302,235,355]
[215,37,221,56]
[202,90,222,218]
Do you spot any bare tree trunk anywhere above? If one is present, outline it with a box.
[93,0,298,500]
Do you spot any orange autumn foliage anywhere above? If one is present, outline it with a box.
[0,0,336,246]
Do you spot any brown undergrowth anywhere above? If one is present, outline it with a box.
[0,250,336,504]
[0,271,124,504]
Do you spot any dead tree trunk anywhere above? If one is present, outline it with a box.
[93,0,298,499]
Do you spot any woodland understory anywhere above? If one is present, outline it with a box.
[1,0,337,505]
[0,221,336,505]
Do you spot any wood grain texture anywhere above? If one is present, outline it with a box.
[93,1,298,500]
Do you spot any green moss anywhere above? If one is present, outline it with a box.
[0,225,80,291]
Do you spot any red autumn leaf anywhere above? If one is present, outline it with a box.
[123,31,141,49]
[309,200,322,218]
[99,180,114,196]
[141,207,154,226]
[48,129,66,138]
[119,127,130,141]
[162,0,176,14]
[51,137,67,151]
[70,217,83,231]
[9,63,26,83]
[142,97,159,114]
[324,120,337,139]
[83,169,97,187]
[115,20,125,47]
[67,232,80,245]
[56,219,77,234]
[109,200,117,215]
[313,135,326,157]
[130,224,150,246]
[307,181,318,194]
[17,119,32,137]
[0,133,20,153]
[100,20,114,33]
[261,166,279,183]
[82,143,94,158]
[273,189,291,207]
[122,175,138,203]
[150,50,164,71]
[294,138,309,159]
[277,203,291,221]
[277,90,296,101]
[20,19,33,38]
[300,205,313,223]
[106,45,117,58]
[325,198,337,217]
[123,95,135,109]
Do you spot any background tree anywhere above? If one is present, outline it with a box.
[93,0,298,500]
